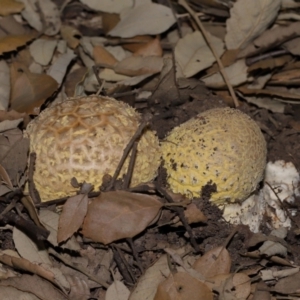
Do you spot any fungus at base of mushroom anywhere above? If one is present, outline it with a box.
[222,160,300,232]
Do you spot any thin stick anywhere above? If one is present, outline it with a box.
[178,0,239,108]
[107,113,152,190]
[28,153,42,204]
[123,141,138,189]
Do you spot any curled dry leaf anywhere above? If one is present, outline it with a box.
[82,191,163,244]
[57,194,89,244]
[60,25,81,49]
[154,272,213,300]
[238,22,300,58]
[0,0,24,16]
[225,0,281,50]
[109,3,176,38]
[193,246,231,278]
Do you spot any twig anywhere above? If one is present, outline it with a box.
[155,184,200,253]
[107,113,153,191]
[126,238,144,273]
[178,0,239,108]
[123,141,138,189]
[92,66,106,96]
[111,244,135,285]
[28,153,42,204]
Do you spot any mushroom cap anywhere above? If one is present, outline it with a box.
[161,107,267,204]
[25,95,161,201]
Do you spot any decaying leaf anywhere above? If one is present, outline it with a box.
[0,60,10,110]
[274,271,300,295]
[193,246,231,278]
[93,44,118,66]
[175,31,224,78]
[154,272,213,300]
[57,194,89,244]
[133,38,163,57]
[109,3,176,38]
[225,0,281,50]
[60,25,81,49]
[82,191,163,244]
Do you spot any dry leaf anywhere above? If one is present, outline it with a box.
[0,60,10,110]
[57,194,89,244]
[0,0,24,16]
[193,246,231,278]
[247,55,292,73]
[238,86,300,102]
[202,59,249,88]
[133,38,163,57]
[29,39,58,66]
[184,203,207,224]
[93,44,118,66]
[217,273,251,300]
[80,0,133,14]
[109,3,176,38]
[38,0,61,36]
[0,34,36,55]
[259,240,287,257]
[122,35,154,52]
[238,22,300,58]
[174,31,224,78]
[0,164,13,189]
[10,65,58,114]
[12,227,52,265]
[105,280,130,300]
[274,271,300,294]
[282,37,300,56]
[114,55,163,76]
[60,25,81,49]
[154,272,213,300]
[82,191,163,244]
[0,274,68,300]
[130,255,170,300]
[269,69,300,86]
[0,253,70,291]
[225,0,281,50]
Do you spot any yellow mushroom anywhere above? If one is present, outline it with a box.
[25,95,161,202]
[161,107,267,204]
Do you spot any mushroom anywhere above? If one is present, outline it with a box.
[25,95,161,202]
[161,107,267,205]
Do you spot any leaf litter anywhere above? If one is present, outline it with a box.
[0,0,300,299]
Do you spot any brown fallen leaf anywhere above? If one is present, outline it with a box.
[173,203,207,227]
[0,109,26,122]
[10,64,58,114]
[57,194,89,244]
[193,246,231,278]
[0,34,36,55]
[0,0,24,16]
[154,272,213,300]
[93,44,118,66]
[82,191,163,244]
[133,37,163,57]
[122,35,154,52]
[114,55,163,76]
